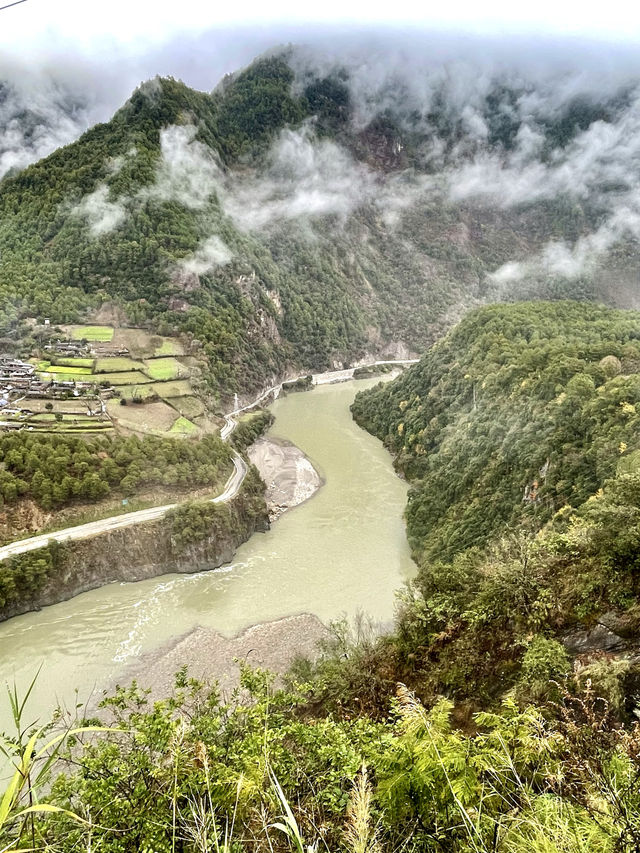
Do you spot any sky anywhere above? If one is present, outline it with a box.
[2,0,640,64]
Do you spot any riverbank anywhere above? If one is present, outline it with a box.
[249,437,322,520]
[0,377,414,731]
[114,613,330,703]
[0,469,268,622]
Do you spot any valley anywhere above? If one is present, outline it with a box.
[3,29,640,852]
[0,376,414,730]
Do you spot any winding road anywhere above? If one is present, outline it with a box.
[0,360,417,562]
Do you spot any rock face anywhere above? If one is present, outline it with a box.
[0,476,269,622]
[564,621,627,655]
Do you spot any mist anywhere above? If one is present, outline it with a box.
[8,26,640,286]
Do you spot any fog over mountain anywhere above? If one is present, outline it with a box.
[2,28,640,394]
[4,29,640,288]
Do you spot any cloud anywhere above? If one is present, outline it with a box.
[179,236,232,274]
[70,125,222,237]
[143,125,223,209]
[491,201,640,283]
[223,124,379,231]
[73,184,127,236]
[0,70,100,179]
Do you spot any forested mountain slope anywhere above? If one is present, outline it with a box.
[350,301,640,702]
[2,51,640,401]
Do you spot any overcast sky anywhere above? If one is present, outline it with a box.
[2,0,640,46]
[1,0,639,177]
[2,0,640,63]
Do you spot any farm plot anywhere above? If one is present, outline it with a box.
[169,416,199,436]
[37,371,94,383]
[110,328,185,359]
[107,399,180,434]
[153,338,184,356]
[22,399,100,414]
[50,357,95,369]
[94,357,145,373]
[116,379,193,401]
[165,395,205,419]
[143,358,185,381]
[67,325,114,342]
[42,365,92,375]
[95,371,152,386]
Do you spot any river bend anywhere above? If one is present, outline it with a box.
[0,378,414,726]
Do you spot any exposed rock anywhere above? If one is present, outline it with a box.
[0,479,269,622]
[564,623,627,655]
[598,610,640,639]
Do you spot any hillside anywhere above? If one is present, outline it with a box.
[350,301,640,702]
[2,51,640,404]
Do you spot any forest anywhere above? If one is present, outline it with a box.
[0,431,233,512]
[4,301,640,852]
[0,54,628,402]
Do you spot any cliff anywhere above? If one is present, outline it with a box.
[0,465,269,622]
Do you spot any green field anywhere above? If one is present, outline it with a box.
[44,365,92,375]
[166,395,205,419]
[70,325,114,342]
[95,357,145,373]
[97,371,152,386]
[38,371,94,383]
[52,357,95,368]
[116,379,192,400]
[143,357,184,380]
[153,339,183,356]
[169,416,199,435]
[153,380,193,397]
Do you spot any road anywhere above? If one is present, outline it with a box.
[0,454,248,561]
[0,358,417,562]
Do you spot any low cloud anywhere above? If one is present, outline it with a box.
[491,201,640,283]
[178,236,232,274]
[224,124,379,231]
[73,184,127,236]
[143,125,223,210]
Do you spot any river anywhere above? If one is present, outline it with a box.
[0,378,415,728]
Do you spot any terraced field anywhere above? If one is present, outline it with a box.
[20,326,208,439]
[169,416,199,435]
[143,357,185,380]
[67,325,114,342]
[94,357,145,373]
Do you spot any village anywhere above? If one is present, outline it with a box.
[0,342,116,433]
[0,323,208,438]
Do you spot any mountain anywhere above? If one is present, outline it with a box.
[1,49,640,401]
[351,300,640,702]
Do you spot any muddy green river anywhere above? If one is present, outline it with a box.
[0,378,414,726]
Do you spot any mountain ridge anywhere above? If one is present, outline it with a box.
[1,49,639,403]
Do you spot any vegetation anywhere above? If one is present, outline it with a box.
[69,325,114,341]
[0,431,233,513]
[0,53,622,409]
[282,376,313,393]
[344,301,640,704]
[167,464,267,551]
[230,409,275,452]
[352,301,640,563]
[3,670,640,852]
[0,542,65,607]
[4,50,640,852]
